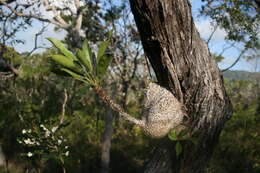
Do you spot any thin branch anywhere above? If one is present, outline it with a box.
[74,6,89,36]
[206,25,217,45]
[94,86,144,127]
[113,53,124,75]
[130,44,141,80]
[75,13,83,33]
[42,0,70,28]
[74,0,81,9]
[74,4,88,35]
[50,89,68,133]
[60,89,68,125]
[16,23,49,74]
[27,24,49,56]
[0,0,70,29]
[218,42,236,57]
[221,49,247,72]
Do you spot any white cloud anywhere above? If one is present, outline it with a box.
[195,19,227,42]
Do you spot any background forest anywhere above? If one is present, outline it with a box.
[0,0,259,173]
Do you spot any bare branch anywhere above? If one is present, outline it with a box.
[26,24,49,56]
[60,89,68,125]
[0,0,70,29]
[218,42,236,57]
[0,0,15,4]
[206,25,217,45]
[75,11,83,33]
[14,24,49,75]
[221,48,247,72]
[74,0,88,36]
[130,44,142,80]
[42,0,70,28]
[74,0,81,9]
[50,89,68,133]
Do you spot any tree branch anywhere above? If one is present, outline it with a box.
[206,25,217,45]
[27,24,49,56]
[60,89,68,125]
[0,0,70,29]
[218,42,236,57]
[74,0,81,9]
[221,48,247,72]
[42,0,70,28]
[74,4,88,36]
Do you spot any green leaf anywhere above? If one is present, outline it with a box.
[168,130,178,141]
[82,40,92,67]
[60,68,84,81]
[178,129,190,138]
[49,54,76,69]
[96,55,113,78]
[175,142,182,157]
[82,39,90,53]
[60,68,95,86]
[47,38,77,61]
[76,49,92,72]
[97,41,109,63]
[51,68,71,77]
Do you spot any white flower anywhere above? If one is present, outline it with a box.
[65,151,69,156]
[45,130,51,138]
[22,129,27,134]
[51,126,58,133]
[65,146,68,149]
[27,129,32,133]
[58,139,62,145]
[40,124,47,131]
[24,138,35,145]
[27,152,33,157]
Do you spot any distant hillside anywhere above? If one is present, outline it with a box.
[223,70,260,81]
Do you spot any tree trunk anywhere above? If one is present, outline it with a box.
[100,102,115,173]
[129,0,233,172]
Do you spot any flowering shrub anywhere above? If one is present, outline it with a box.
[18,123,69,164]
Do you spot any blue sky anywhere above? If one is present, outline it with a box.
[191,0,254,71]
[13,0,254,72]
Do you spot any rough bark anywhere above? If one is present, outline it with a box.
[100,86,116,173]
[100,107,114,173]
[129,0,233,172]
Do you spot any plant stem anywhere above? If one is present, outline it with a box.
[93,86,144,127]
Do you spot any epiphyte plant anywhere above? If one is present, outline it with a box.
[47,37,187,139]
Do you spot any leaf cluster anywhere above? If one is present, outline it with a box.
[48,36,112,87]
